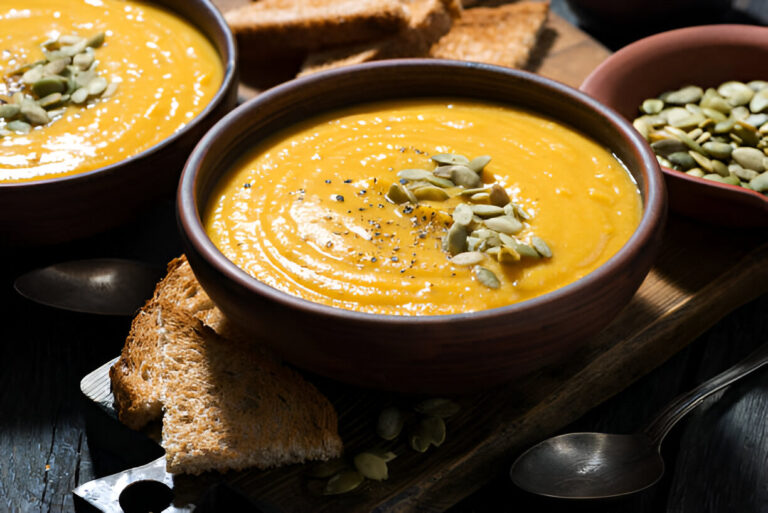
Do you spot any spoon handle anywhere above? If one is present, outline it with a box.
[643,341,768,445]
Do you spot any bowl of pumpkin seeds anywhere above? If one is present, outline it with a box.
[581,24,768,226]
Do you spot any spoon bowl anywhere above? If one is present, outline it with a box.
[510,341,768,499]
[14,259,163,316]
[511,432,663,499]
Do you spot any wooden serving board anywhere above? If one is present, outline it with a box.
[73,5,768,513]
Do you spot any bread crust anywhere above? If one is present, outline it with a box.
[225,0,410,53]
[430,2,550,68]
[110,256,343,474]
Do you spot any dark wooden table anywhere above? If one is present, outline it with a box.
[2,2,767,512]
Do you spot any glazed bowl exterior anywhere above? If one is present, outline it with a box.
[581,24,768,226]
[178,60,667,393]
[0,0,238,246]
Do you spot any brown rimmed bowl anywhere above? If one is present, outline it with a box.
[0,0,238,246]
[581,24,768,227]
[178,60,667,393]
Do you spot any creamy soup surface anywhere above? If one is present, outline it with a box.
[205,99,643,316]
[0,0,222,183]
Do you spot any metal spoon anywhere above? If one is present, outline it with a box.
[14,258,163,316]
[510,341,768,500]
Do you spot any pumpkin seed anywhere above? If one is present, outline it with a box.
[21,65,44,85]
[667,151,696,169]
[641,98,664,114]
[702,141,732,159]
[102,81,119,99]
[70,87,89,105]
[398,168,433,181]
[718,81,754,106]
[376,406,405,440]
[433,165,454,178]
[750,89,768,113]
[484,215,523,234]
[20,102,49,125]
[413,185,449,201]
[58,34,84,46]
[467,155,491,173]
[367,448,398,462]
[749,171,768,192]
[324,470,364,495]
[732,147,765,171]
[0,104,20,119]
[469,192,490,203]
[6,120,31,134]
[43,57,70,75]
[444,222,467,256]
[466,236,483,252]
[651,139,687,157]
[686,168,705,178]
[424,174,454,188]
[87,76,108,96]
[488,183,510,207]
[665,85,703,105]
[688,151,713,172]
[470,204,505,218]
[500,234,540,259]
[414,398,460,418]
[353,452,388,481]
[457,187,489,196]
[710,159,729,177]
[497,245,521,264]
[452,203,473,226]
[410,416,447,452]
[86,32,105,49]
[431,153,469,166]
[306,458,348,479]
[474,266,500,289]
[729,163,758,181]
[38,92,63,109]
[703,173,740,185]
[32,76,68,97]
[531,236,553,258]
[450,165,482,188]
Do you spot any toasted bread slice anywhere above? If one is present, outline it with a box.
[110,256,343,474]
[225,0,410,55]
[430,2,549,68]
[299,0,461,76]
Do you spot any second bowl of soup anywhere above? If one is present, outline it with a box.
[179,60,666,393]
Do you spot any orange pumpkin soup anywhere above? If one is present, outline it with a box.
[0,0,223,183]
[205,99,642,316]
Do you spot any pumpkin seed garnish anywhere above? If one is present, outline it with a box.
[0,32,114,135]
[376,406,405,441]
[387,151,553,290]
[353,452,389,481]
[324,470,364,495]
[474,266,500,289]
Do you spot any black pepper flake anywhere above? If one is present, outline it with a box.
[371,257,377,263]
[422,215,427,221]
[358,207,366,211]
[325,179,332,184]
[358,189,367,195]
[335,194,344,202]
[399,178,407,185]
[418,233,426,239]
[403,205,414,214]
[378,203,384,208]
[391,256,399,262]
[326,241,333,248]
[344,179,353,184]
[399,147,406,152]
[347,210,352,214]
[394,247,400,251]
[400,269,406,273]
[373,178,378,184]
[374,232,381,237]
[243,183,251,188]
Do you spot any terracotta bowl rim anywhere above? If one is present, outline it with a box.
[178,58,666,326]
[0,0,237,191]
[581,24,768,210]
